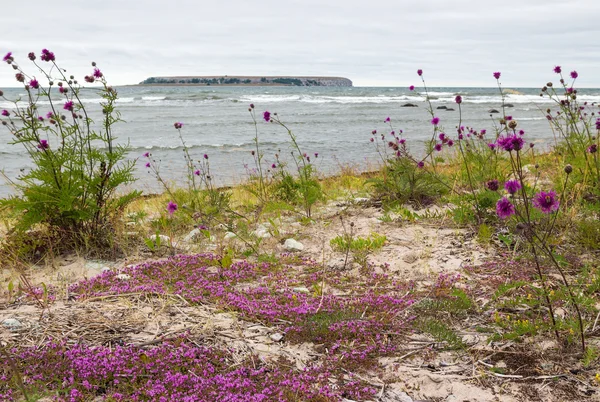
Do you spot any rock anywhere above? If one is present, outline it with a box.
[116,274,131,280]
[401,103,418,107]
[252,225,271,239]
[436,106,447,110]
[504,103,514,107]
[101,267,112,273]
[183,228,204,242]
[402,251,419,264]
[446,396,458,402]
[126,221,137,227]
[292,287,310,294]
[381,389,413,402]
[2,318,22,330]
[151,234,171,245]
[445,107,455,111]
[488,109,500,113]
[270,333,284,342]
[224,232,237,239]
[284,238,304,251]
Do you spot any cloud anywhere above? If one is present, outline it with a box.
[1,0,599,87]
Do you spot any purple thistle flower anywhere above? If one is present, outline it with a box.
[504,179,521,194]
[46,111,53,119]
[29,79,40,89]
[145,162,151,168]
[434,143,443,152]
[554,66,562,74]
[63,101,74,111]
[167,201,178,215]
[417,161,425,168]
[385,117,390,123]
[1,109,9,117]
[28,52,36,61]
[40,49,55,62]
[37,139,49,150]
[194,169,200,176]
[455,95,462,104]
[271,163,276,169]
[532,190,560,214]
[174,122,183,129]
[417,69,423,76]
[143,152,150,158]
[438,133,446,141]
[570,70,578,79]
[249,103,254,109]
[263,111,271,122]
[486,179,499,191]
[16,73,25,82]
[431,117,440,125]
[587,144,597,153]
[493,72,501,79]
[399,138,406,144]
[84,75,94,83]
[497,133,524,152]
[93,68,103,78]
[447,139,454,147]
[487,143,496,150]
[204,154,208,159]
[314,152,318,158]
[3,52,12,62]
[409,85,415,91]
[496,197,515,219]
[480,129,487,135]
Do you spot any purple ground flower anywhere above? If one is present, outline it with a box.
[554,66,561,74]
[486,179,499,191]
[167,201,178,215]
[174,122,183,129]
[570,70,578,79]
[493,72,501,79]
[532,190,559,214]
[37,139,49,150]
[1,109,9,117]
[431,117,440,125]
[504,179,521,194]
[496,197,515,219]
[263,111,271,122]
[63,101,74,111]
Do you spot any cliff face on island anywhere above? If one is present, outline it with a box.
[139,76,352,87]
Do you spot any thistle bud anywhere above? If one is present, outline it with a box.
[91,61,96,66]
[564,164,573,174]
[508,120,518,129]
[547,82,553,87]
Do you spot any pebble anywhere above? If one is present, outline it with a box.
[224,232,237,239]
[2,318,22,329]
[284,238,304,251]
[116,274,131,280]
[252,225,271,239]
[270,333,284,342]
[183,228,203,242]
[402,251,419,264]
[292,287,310,293]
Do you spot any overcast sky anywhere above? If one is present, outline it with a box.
[1,0,599,88]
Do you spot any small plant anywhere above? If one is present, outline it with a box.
[330,220,386,270]
[0,50,139,256]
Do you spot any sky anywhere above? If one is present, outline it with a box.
[1,0,599,88]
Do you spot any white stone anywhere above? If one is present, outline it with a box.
[284,238,304,251]
[116,274,131,280]
[2,318,22,329]
[157,235,171,244]
[224,232,237,239]
[252,225,271,239]
[184,228,203,242]
[292,287,310,293]
[270,333,284,342]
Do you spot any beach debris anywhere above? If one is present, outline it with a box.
[401,103,418,107]
[488,109,500,113]
[284,238,304,251]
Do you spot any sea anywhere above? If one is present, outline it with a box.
[1,85,599,196]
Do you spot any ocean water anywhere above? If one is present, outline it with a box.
[1,85,599,196]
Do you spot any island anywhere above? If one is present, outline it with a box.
[138,76,353,87]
